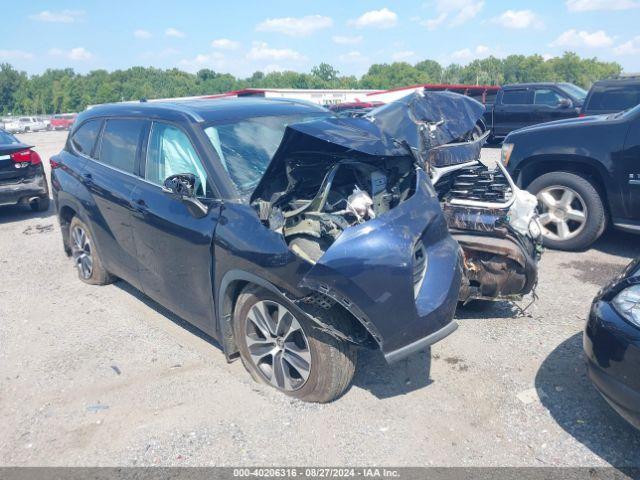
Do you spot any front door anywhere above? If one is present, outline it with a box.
[130,121,221,331]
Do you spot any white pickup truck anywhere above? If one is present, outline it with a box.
[4,116,48,133]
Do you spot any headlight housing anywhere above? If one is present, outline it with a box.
[501,143,514,166]
[612,284,640,328]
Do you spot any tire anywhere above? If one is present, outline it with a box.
[30,195,50,212]
[233,285,357,403]
[528,171,606,251]
[68,216,115,285]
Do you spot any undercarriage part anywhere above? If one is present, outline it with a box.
[454,233,538,302]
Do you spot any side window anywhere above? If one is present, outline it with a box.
[589,87,640,111]
[146,123,210,197]
[71,120,102,158]
[98,119,146,174]
[534,89,563,106]
[502,89,530,105]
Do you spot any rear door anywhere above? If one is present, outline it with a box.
[83,118,148,286]
[493,88,531,137]
[129,121,220,331]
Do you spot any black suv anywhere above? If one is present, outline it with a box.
[503,103,640,250]
[582,77,640,116]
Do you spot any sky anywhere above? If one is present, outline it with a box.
[2,0,640,77]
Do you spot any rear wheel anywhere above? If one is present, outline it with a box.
[528,171,606,251]
[233,286,357,403]
[68,216,115,285]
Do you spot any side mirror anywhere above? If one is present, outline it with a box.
[162,173,208,218]
[558,98,573,109]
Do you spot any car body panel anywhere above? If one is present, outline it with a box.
[0,135,48,205]
[584,258,640,429]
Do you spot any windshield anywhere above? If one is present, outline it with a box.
[203,113,330,194]
[560,83,587,102]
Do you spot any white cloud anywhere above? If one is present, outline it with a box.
[391,50,416,61]
[614,36,640,55]
[350,8,398,29]
[134,29,152,39]
[422,0,484,30]
[492,10,543,29]
[550,29,614,48]
[542,53,555,61]
[332,35,363,45]
[29,10,84,23]
[68,47,93,61]
[450,44,492,62]
[211,38,241,50]
[165,27,185,38]
[566,0,639,11]
[0,50,34,61]
[339,51,369,63]
[49,47,93,61]
[256,15,333,36]
[246,42,304,61]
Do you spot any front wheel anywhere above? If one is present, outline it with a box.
[233,286,357,403]
[528,171,606,251]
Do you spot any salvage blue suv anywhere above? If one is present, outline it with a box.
[52,94,540,402]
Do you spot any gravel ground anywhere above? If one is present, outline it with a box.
[1,131,639,467]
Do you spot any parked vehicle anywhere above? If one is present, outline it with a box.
[584,257,640,430]
[4,116,48,133]
[51,94,539,402]
[0,129,50,211]
[502,103,640,250]
[483,83,586,141]
[582,76,640,116]
[50,113,77,131]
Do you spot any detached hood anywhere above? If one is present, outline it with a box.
[251,91,486,203]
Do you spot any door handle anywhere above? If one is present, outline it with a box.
[133,198,148,213]
[82,173,93,186]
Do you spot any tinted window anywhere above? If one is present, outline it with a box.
[533,89,563,106]
[0,130,19,145]
[146,123,210,197]
[587,86,640,112]
[502,89,529,105]
[71,120,102,157]
[98,119,146,173]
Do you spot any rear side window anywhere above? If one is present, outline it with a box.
[0,130,19,144]
[98,119,146,174]
[587,86,640,112]
[502,89,529,105]
[71,120,102,157]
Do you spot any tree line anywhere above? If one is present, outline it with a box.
[0,52,623,115]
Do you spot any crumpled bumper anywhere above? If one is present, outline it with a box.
[299,169,462,363]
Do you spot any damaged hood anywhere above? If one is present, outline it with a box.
[251,91,486,203]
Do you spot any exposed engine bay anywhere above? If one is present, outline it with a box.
[251,90,542,304]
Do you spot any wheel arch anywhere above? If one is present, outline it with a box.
[517,154,610,213]
[216,269,378,362]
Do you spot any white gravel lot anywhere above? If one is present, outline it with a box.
[1,131,639,467]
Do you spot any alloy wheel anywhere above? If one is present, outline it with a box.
[71,225,93,279]
[537,185,587,241]
[244,300,312,391]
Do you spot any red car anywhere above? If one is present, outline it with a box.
[50,113,77,131]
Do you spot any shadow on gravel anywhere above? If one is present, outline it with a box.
[114,281,224,354]
[0,203,54,225]
[352,347,432,399]
[535,333,640,467]
[455,300,522,319]
[591,229,640,259]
